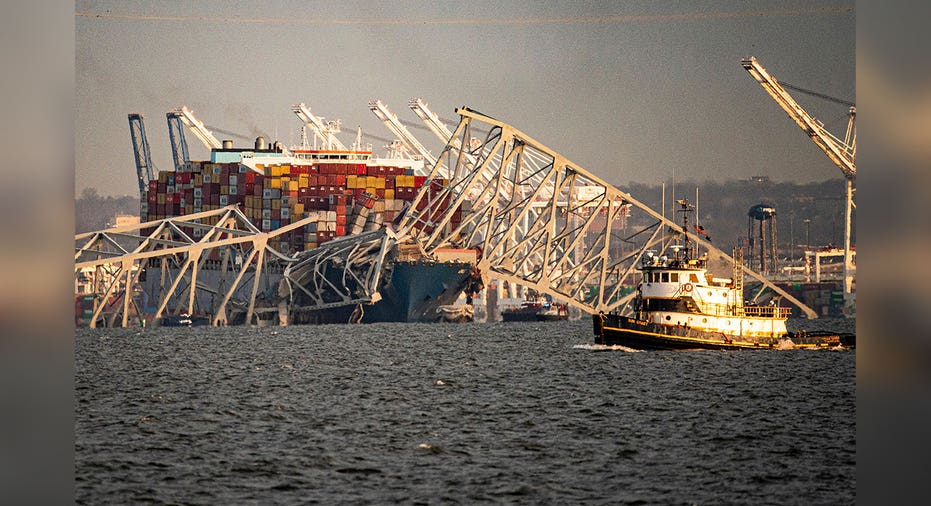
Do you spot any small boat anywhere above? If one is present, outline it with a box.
[501,296,548,322]
[592,200,854,350]
[536,303,569,321]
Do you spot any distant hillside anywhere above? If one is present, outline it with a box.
[74,188,140,233]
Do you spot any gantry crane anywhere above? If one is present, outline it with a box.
[165,110,190,171]
[291,103,347,150]
[368,99,437,166]
[127,113,156,197]
[741,56,856,306]
[168,106,222,150]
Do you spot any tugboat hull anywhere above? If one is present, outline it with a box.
[593,313,854,350]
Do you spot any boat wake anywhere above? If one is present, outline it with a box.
[572,343,643,353]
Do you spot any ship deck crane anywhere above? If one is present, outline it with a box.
[169,106,222,151]
[741,56,856,307]
[128,113,156,197]
[291,103,347,150]
[166,110,190,171]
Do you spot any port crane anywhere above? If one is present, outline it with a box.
[291,103,347,150]
[369,99,437,166]
[741,57,856,306]
[127,113,156,197]
[165,110,191,171]
[169,106,223,151]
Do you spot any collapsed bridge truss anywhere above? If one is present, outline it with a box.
[74,206,394,327]
[398,107,816,318]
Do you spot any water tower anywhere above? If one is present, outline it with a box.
[747,203,777,275]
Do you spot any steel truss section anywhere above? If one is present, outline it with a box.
[282,228,396,317]
[74,206,317,328]
[398,107,817,318]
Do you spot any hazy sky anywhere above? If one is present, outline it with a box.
[76,0,854,197]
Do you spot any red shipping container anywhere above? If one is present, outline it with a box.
[336,215,347,226]
[414,176,426,187]
[335,225,346,236]
[385,177,394,189]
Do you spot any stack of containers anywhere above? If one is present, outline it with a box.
[140,159,463,254]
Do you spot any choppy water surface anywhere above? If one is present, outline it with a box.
[76,318,855,504]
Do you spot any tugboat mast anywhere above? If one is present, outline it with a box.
[675,198,694,263]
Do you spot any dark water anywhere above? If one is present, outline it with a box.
[76,319,855,504]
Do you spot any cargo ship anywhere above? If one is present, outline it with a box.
[137,137,481,325]
[591,201,855,350]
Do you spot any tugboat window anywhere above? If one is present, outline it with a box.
[661,273,669,282]
[670,273,679,282]
[690,273,699,283]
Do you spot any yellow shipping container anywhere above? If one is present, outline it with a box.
[156,194,166,205]
[194,174,203,186]
[298,174,309,187]
[281,165,291,176]
[272,199,281,210]
[385,189,395,200]
[270,178,281,189]
[305,242,317,250]
[346,175,357,189]
[374,177,386,189]
[294,203,305,216]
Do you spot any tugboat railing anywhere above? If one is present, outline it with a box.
[697,301,791,319]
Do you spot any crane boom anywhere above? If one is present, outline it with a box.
[742,56,856,312]
[166,111,190,171]
[127,113,156,196]
[291,103,347,150]
[741,56,855,179]
[169,106,222,150]
[368,100,436,166]
[408,98,455,143]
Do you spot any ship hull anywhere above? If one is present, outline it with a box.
[501,310,540,322]
[289,259,475,324]
[592,313,854,350]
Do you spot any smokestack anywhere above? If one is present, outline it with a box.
[222,139,233,149]
[255,136,266,150]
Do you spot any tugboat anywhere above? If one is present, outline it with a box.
[592,200,855,350]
